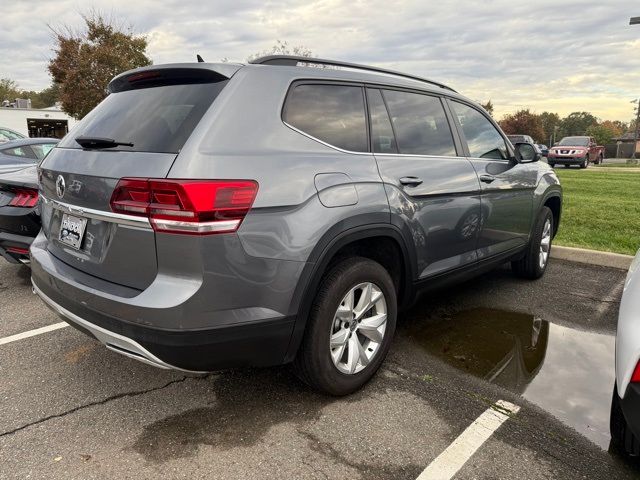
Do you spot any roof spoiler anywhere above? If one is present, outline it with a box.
[108,63,241,93]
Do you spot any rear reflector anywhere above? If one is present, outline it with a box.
[110,179,258,235]
[8,189,38,208]
[631,361,640,383]
[6,246,29,255]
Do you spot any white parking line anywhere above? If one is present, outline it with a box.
[0,322,69,346]
[416,400,520,480]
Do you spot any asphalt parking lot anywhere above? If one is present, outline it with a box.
[1,258,638,479]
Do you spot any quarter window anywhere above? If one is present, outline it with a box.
[366,89,397,154]
[382,90,456,156]
[451,102,508,160]
[2,146,36,159]
[283,84,368,152]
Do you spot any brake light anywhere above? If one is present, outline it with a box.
[8,189,38,208]
[631,361,640,383]
[110,179,258,235]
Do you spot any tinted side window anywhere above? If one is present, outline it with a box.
[31,143,57,160]
[2,146,36,159]
[283,84,368,152]
[451,102,508,160]
[366,89,397,154]
[382,90,456,156]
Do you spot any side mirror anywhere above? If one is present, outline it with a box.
[514,142,540,163]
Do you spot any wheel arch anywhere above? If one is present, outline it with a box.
[283,221,417,362]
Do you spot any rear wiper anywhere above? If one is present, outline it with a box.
[75,136,134,149]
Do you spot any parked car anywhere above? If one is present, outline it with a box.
[507,134,535,146]
[0,127,26,144]
[30,56,562,395]
[536,144,549,156]
[0,166,39,264]
[611,249,640,456]
[0,138,58,174]
[547,136,604,168]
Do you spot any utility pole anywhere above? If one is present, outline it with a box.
[633,99,640,160]
[630,17,639,158]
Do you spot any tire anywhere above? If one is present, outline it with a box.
[548,162,555,168]
[512,206,553,279]
[598,154,603,165]
[294,256,397,396]
[580,157,588,169]
[610,384,640,456]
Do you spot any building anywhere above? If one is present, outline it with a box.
[610,132,640,159]
[0,102,77,139]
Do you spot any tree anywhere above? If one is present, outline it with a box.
[558,111,598,137]
[0,78,21,103]
[538,111,561,145]
[498,109,545,142]
[586,123,620,145]
[480,100,494,116]
[48,13,151,119]
[247,40,313,62]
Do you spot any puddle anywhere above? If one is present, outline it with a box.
[409,308,615,449]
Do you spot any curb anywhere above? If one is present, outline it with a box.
[551,245,634,270]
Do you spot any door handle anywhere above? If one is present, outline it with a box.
[479,174,495,184]
[399,176,423,187]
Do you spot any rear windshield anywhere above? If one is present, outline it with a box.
[59,81,227,154]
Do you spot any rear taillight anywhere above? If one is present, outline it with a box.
[110,179,258,235]
[8,189,39,208]
[631,361,640,383]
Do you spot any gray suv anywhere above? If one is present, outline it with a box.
[31,56,562,395]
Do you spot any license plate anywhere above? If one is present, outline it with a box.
[59,213,87,250]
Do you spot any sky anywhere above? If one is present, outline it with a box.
[1,0,639,121]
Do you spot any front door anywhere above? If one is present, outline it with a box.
[447,100,537,260]
[367,88,482,278]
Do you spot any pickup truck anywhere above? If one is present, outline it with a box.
[547,136,605,168]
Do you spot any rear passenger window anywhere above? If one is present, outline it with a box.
[283,84,368,152]
[366,89,398,154]
[382,90,456,156]
[451,101,508,160]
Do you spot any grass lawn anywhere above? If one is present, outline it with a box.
[553,168,640,255]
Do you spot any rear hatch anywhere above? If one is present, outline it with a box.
[39,66,233,290]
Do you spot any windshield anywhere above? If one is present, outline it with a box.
[558,137,589,146]
[59,81,228,153]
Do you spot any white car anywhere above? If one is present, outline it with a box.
[611,249,640,455]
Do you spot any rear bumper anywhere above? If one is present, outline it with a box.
[30,230,302,372]
[0,230,34,264]
[32,280,295,371]
[621,383,640,441]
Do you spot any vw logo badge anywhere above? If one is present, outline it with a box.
[56,175,66,199]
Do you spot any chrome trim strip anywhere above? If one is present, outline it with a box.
[283,121,374,156]
[283,121,466,160]
[41,195,152,228]
[152,218,240,233]
[32,281,205,373]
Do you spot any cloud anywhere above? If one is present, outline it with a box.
[1,0,637,120]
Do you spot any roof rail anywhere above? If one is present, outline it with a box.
[248,55,457,93]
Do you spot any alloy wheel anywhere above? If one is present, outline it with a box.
[329,282,387,375]
[539,219,551,269]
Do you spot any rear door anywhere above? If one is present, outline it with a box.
[447,100,537,259]
[39,68,231,290]
[368,87,481,278]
